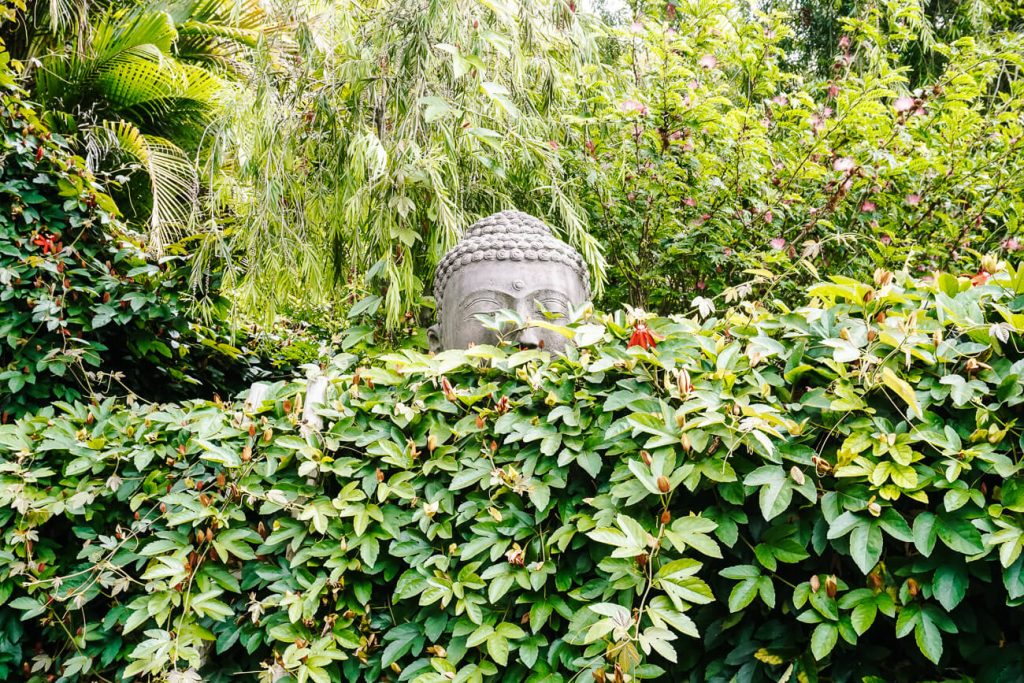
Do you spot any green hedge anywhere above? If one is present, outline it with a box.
[2,265,1024,682]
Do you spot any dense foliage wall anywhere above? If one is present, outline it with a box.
[173,0,1024,326]
[5,0,1022,329]
[0,55,254,419]
[569,0,1024,312]
[2,265,1024,682]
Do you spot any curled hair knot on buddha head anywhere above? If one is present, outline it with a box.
[432,211,591,320]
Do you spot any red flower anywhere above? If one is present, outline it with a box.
[970,270,991,286]
[32,232,59,255]
[629,322,661,350]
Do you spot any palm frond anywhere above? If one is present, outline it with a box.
[163,0,266,74]
[45,0,85,33]
[35,10,179,114]
[98,120,199,252]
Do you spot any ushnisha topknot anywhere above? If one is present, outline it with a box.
[432,210,591,314]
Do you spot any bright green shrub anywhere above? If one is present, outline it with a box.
[566,0,1024,312]
[0,64,254,419]
[2,265,1024,682]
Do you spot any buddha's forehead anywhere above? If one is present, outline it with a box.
[443,260,588,304]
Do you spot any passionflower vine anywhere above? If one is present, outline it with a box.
[629,321,661,350]
[32,232,59,255]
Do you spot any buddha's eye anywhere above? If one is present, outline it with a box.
[463,297,503,319]
[537,298,569,316]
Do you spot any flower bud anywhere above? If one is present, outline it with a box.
[657,476,671,493]
[825,575,837,598]
[441,376,456,401]
[677,368,693,397]
[680,433,692,453]
[810,575,821,593]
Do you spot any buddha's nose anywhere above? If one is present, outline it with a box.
[515,325,543,350]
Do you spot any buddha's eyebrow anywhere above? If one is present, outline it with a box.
[457,291,514,308]
[522,288,570,299]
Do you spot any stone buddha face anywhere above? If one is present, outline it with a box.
[428,211,590,353]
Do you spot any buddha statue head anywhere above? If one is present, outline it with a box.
[429,210,590,353]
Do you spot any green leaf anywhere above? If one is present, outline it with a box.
[381,624,422,667]
[827,511,865,540]
[212,528,259,561]
[727,579,759,613]
[467,624,494,648]
[487,633,510,666]
[850,602,877,636]
[932,564,968,611]
[9,596,45,620]
[665,515,721,558]
[878,509,913,542]
[810,623,839,660]
[936,514,985,555]
[744,466,792,520]
[913,512,938,557]
[915,612,943,664]
[849,521,883,574]
[488,574,515,604]
[881,367,923,419]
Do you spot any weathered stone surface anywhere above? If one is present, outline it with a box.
[429,211,589,352]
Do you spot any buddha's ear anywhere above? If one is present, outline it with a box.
[427,325,442,354]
